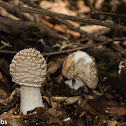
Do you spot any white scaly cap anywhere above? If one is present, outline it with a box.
[9,48,47,87]
[62,51,98,89]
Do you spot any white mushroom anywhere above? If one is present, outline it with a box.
[62,51,98,90]
[9,48,47,115]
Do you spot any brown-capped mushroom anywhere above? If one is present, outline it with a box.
[9,48,47,115]
[62,51,98,90]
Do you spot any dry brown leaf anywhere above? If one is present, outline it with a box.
[54,24,81,37]
[108,105,126,116]
[0,6,19,20]
[84,95,95,100]
[40,0,76,16]
[94,0,105,10]
[107,120,119,126]
[48,108,57,117]
[9,118,27,126]
[47,59,64,75]
[89,96,126,117]
[0,88,19,105]
[94,119,119,126]
[42,96,51,105]
[51,96,81,105]
[0,109,26,126]
[80,25,110,35]
[49,116,63,126]
[50,100,58,109]
[48,108,63,118]
[77,0,90,13]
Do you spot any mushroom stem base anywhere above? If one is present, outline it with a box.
[65,78,88,91]
[20,86,44,115]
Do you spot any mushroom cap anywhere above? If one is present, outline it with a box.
[9,48,47,87]
[62,51,98,89]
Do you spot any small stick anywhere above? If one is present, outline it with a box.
[0,38,126,56]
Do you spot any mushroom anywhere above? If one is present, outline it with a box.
[9,48,47,115]
[62,51,98,90]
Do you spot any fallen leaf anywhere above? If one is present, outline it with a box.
[94,119,119,126]
[51,96,81,105]
[49,116,63,126]
[89,96,126,116]
[40,0,76,16]
[48,108,63,117]
[80,25,110,35]
[47,58,64,76]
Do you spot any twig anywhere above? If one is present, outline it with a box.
[0,1,126,32]
[22,0,40,9]
[87,0,95,12]
[86,0,126,17]
[92,11,126,17]
[21,0,107,42]
[55,17,107,41]
[0,38,126,56]
[0,50,17,55]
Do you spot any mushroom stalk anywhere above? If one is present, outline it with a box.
[20,86,44,115]
[65,78,85,90]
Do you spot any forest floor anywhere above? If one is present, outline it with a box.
[0,0,126,126]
